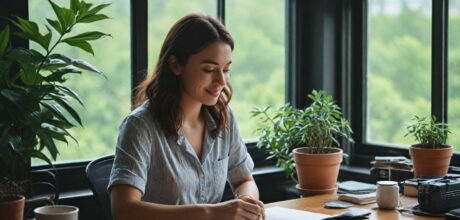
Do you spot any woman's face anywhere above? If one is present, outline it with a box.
[175,41,232,106]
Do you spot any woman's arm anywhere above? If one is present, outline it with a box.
[111,184,262,220]
[230,174,265,219]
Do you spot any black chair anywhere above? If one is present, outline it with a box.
[86,155,114,220]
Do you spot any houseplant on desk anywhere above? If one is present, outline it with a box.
[0,0,110,219]
[251,90,353,197]
[405,116,452,178]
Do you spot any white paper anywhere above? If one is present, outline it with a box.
[265,206,331,220]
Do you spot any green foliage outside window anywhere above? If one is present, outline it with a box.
[368,0,460,152]
[28,0,285,162]
[29,0,130,163]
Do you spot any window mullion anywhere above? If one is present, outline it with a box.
[130,0,148,106]
[217,0,225,24]
[432,0,448,123]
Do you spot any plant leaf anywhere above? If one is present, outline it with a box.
[31,150,54,166]
[62,31,109,42]
[78,14,109,23]
[46,66,82,82]
[11,16,40,36]
[48,53,73,64]
[46,18,63,35]
[48,0,75,32]
[0,26,10,56]
[87,3,111,16]
[0,60,12,76]
[55,85,85,107]
[71,59,104,75]
[40,102,75,128]
[70,0,80,11]
[61,39,94,55]
[48,93,83,126]
[37,129,58,160]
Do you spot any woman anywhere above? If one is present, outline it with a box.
[108,13,265,220]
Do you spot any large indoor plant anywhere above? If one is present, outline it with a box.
[0,0,110,219]
[251,90,353,196]
[405,116,452,178]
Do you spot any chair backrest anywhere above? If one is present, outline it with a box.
[85,155,114,220]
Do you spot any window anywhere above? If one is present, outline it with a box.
[367,0,431,146]
[29,0,131,163]
[226,0,285,139]
[146,0,286,140]
[26,0,286,163]
[353,0,460,164]
[449,0,460,152]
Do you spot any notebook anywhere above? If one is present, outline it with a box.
[265,206,330,220]
[338,181,377,194]
[338,192,377,204]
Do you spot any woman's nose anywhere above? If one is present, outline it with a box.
[214,71,227,85]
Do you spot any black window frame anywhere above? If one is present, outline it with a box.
[346,0,460,167]
[1,0,291,190]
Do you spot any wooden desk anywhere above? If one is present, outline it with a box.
[265,194,443,219]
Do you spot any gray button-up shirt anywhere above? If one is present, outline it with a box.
[108,102,254,205]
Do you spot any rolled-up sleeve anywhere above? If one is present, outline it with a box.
[227,111,254,185]
[108,115,153,195]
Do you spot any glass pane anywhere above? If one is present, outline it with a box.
[29,1,131,163]
[367,0,431,145]
[147,1,216,75]
[226,0,285,140]
[448,0,460,152]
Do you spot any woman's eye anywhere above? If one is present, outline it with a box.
[204,69,214,73]
[224,69,231,74]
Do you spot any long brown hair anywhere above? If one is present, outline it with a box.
[134,13,234,140]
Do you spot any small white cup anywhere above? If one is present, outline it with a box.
[376,180,399,209]
[34,205,79,220]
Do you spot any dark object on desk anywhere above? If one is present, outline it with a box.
[86,155,114,220]
[370,156,413,183]
[446,208,460,219]
[418,176,460,213]
[450,166,460,175]
[371,156,412,170]
[324,200,354,209]
[322,208,371,219]
[370,167,414,183]
[397,205,445,217]
[402,178,430,197]
[338,181,376,194]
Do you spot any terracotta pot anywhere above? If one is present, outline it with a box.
[296,184,338,197]
[293,147,342,193]
[0,195,25,220]
[409,145,453,178]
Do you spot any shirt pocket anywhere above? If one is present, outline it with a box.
[211,156,229,196]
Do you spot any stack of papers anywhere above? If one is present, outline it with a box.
[338,181,377,194]
[265,206,330,220]
[338,192,377,204]
[371,156,412,171]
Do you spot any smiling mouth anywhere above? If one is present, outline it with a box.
[206,89,221,97]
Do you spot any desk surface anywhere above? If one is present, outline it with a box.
[265,194,443,220]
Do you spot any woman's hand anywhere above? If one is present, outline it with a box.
[210,198,263,220]
[236,195,265,220]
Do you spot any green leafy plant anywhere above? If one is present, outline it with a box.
[0,0,110,196]
[405,116,450,148]
[251,90,353,180]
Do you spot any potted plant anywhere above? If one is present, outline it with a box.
[405,116,452,178]
[0,0,110,219]
[251,90,353,197]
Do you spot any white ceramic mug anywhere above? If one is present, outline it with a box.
[34,205,79,220]
[376,180,399,209]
